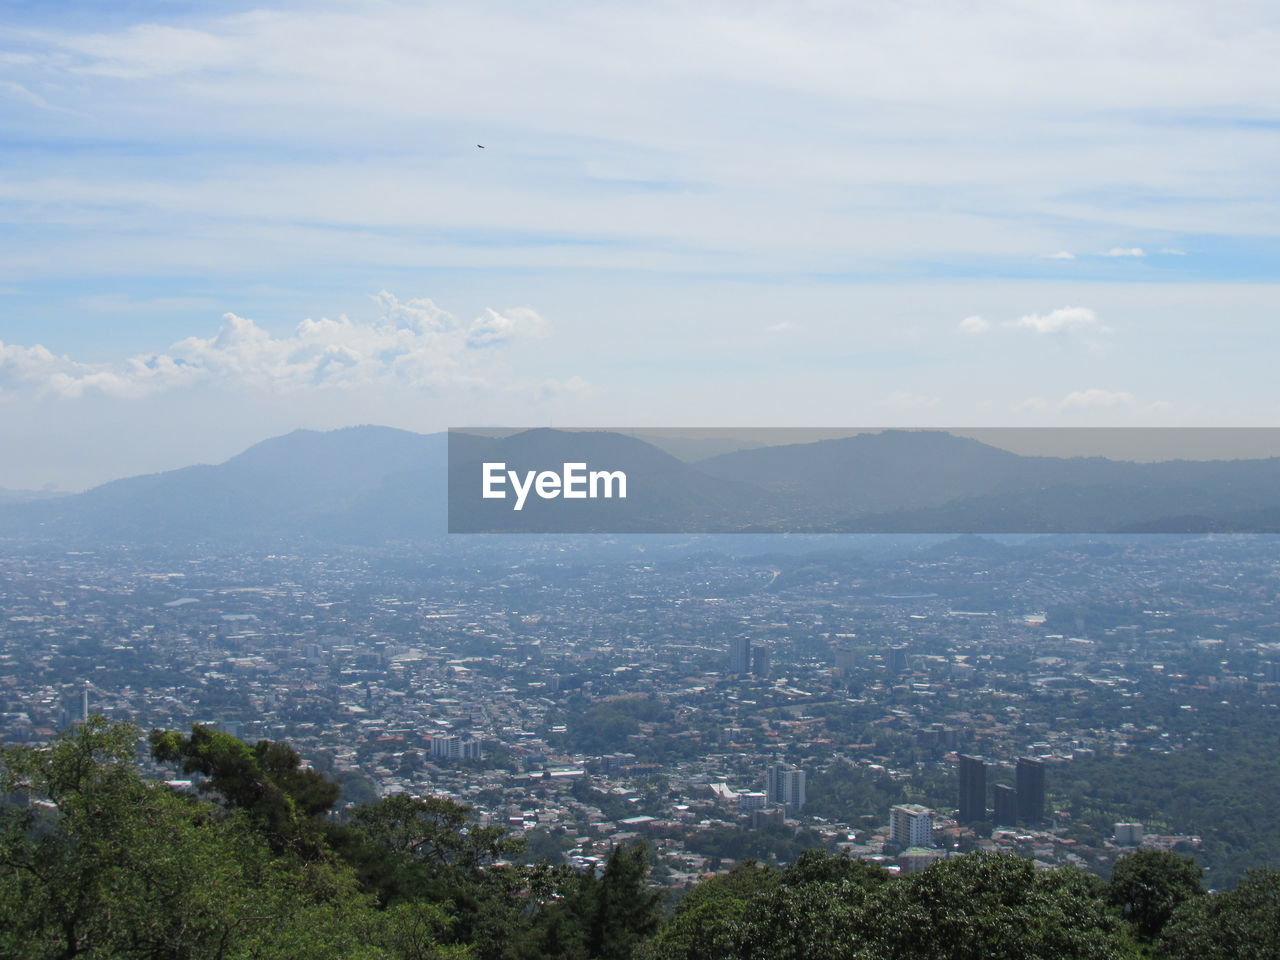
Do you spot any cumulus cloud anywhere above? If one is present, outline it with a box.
[0,292,556,399]
[1042,250,1076,260]
[1103,247,1146,257]
[958,315,991,335]
[1009,306,1108,335]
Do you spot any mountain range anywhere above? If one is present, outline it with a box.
[4,426,1280,546]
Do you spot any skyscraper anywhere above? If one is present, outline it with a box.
[993,783,1017,826]
[765,762,806,811]
[958,755,986,824]
[890,803,934,847]
[729,636,752,675]
[750,646,770,678]
[1016,757,1045,825]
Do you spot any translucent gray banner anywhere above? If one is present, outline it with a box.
[448,428,1280,533]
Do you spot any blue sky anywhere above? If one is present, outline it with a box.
[2,0,1280,488]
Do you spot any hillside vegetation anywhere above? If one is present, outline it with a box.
[2,721,1276,960]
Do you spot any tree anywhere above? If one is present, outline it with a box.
[673,860,779,917]
[641,898,748,960]
[350,794,520,871]
[150,725,340,855]
[862,853,1136,960]
[585,843,665,960]
[1160,869,1280,960]
[0,718,428,960]
[781,849,887,889]
[1108,850,1203,941]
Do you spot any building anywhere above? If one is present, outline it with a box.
[899,847,945,874]
[1114,822,1144,846]
[600,753,637,775]
[890,803,934,848]
[958,755,986,824]
[430,735,482,761]
[738,791,767,811]
[888,646,909,674]
[751,807,786,829]
[729,636,752,675]
[1016,757,1046,825]
[765,762,806,811]
[751,646,770,679]
[993,783,1017,826]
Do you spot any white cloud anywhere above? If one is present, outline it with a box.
[1015,388,1171,415]
[0,1,1276,282]
[958,315,991,335]
[1059,388,1135,409]
[0,293,558,399]
[59,24,237,79]
[1042,250,1076,260]
[0,80,67,112]
[1159,247,1188,255]
[764,321,796,334]
[1009,306,1108,335]
[879,390,941,409]
[1102,247,1146,257]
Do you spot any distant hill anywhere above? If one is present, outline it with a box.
[0,426,447,547]
[5,426,1280,546]
[698,430,1280,533]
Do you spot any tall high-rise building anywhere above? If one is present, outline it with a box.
[993,784,1018,826]
[765,762,806,811]
[729,636,752,675]
[890,803,934,848]
[958,755,986,824]
[81,682,90,723]
[751,646,770,678]
[888,646,909,674]
[1016,757,1046,825]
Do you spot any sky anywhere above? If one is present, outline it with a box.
[2,0,1279,489]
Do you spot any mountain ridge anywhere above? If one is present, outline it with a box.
[5,426,1280,544]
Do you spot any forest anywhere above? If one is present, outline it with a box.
[1,720,1277,960]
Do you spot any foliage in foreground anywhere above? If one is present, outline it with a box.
[2,720,1278,960]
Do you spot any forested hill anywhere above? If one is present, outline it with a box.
[1,720,1277,960]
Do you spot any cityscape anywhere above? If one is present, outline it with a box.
[3,531,1272,886]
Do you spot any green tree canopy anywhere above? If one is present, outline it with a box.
[1160,868,1280,960]
[1108,849,1204,941]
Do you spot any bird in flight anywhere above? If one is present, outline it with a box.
[477,144,485,149]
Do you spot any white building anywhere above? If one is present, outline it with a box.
[890,803,935,848]
[430,735,483,761]
[765,763,806,811]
